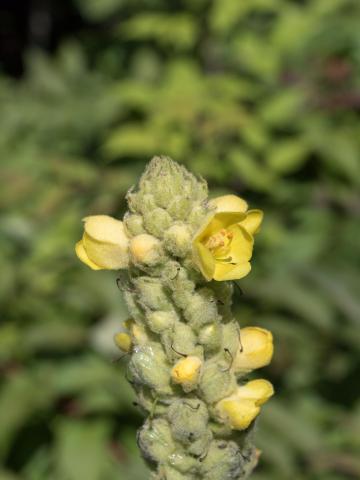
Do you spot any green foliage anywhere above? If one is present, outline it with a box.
[1,0,360,478]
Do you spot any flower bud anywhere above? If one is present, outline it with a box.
[171,356,202,392]
[114,332,132,352]
[215,379,274,430]
[200,440,244,480]
[137,418,175,464]
[199,359,237,404]
[146,310,177,334]
[209,194,248,213]
[198,323,222,353]
[144,207,172,237]
[75,215,129,270]
[134,276,173,310]
[123,213,145,236]
[164,224,192,257]
[124,318,148,345]
[130,234,162,266]
[233,327,273,373]
[129,343,171,394]
[183,288,219,331]
[167,399,209,445]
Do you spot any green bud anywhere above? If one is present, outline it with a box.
[167,399,209,445]
[167,195,192,220]
[164,223,192,257]
[134,277,173,310]
[144,207,173,237]
[146,310,178,334]
[200,440,245,480]
[123,290,145,322]
[123,212,146,236]
[183,288,219,331]
[222,321,241,358]
[161,321,198,362]
[137,418,175,464]
[168,452,199,475]
[188,203,211,229]
[127,190,156,215]
[161,465,195,480]
[129,343,172,394]
[188,430,213,457]
[199,358,237,404]
[198,323,222,354]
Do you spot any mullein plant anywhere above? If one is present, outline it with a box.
[75,157,274,480]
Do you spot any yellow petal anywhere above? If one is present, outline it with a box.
[195,211,246,243]
[193,241,216,281]
[213,261,251,281]
[234,327,273,372]
[210,194,248,214]
[75,240,102,270]
[82,233,129,270]
[228,225,254,263]
[236,379,274,406]
[239,210,263,235]
[216,398,260,430]
[83,215,128,245]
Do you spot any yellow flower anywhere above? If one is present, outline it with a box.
[215,379,274,430]
[233,327,273,373]
[75,215,129,270]
[114,332,132,353]
[171,356,202,391]
[193,195,263,281]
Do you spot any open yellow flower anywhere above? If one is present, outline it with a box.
[193,195,263,281]
[75,215,129,270]
[215,379,274,430]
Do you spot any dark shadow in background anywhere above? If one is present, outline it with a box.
[0,0,83,76]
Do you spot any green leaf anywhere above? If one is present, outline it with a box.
[267,139,309,174]
[120,14,198,49]
[54,420,113,480]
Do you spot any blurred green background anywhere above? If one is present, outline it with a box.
[1,0,360,479]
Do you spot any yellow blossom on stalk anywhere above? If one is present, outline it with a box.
[75,215,129,270]
[171,356,202,391]
[233,327,273,373]
[193,195,263,281]
[216,379,274,430]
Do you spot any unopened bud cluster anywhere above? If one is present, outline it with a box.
[76,157,274,479]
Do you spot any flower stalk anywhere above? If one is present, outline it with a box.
[76,157,274,479]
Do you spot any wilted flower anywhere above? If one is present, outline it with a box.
[193,195,263,281]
